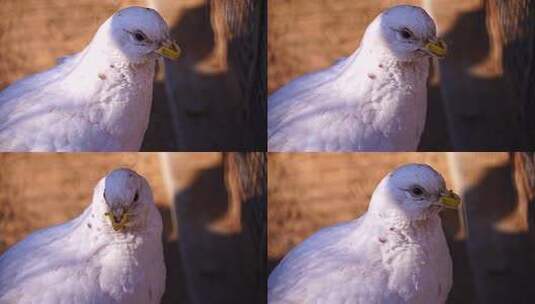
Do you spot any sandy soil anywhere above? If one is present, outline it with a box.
[267,0,457,150]
[267,153,519,304]
[0,0,175,151]
[0,0,145,88]
[0,153,166,250]
[267,153,451,260]
[268,0,419,93]
[0,0,265,151]
[0,153,192,303]
[0,153,268,304]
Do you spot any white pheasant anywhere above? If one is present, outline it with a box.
[0,7,180,151]
[0,168,166,304]
[268,5,447,152]
[268,164,460,304]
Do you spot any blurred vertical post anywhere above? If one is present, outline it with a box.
[487,1,535,148]
[487,1,535,296]
[428,0,520,150]
[448,152,532,303]
[150,0,266,150]
[223,152,267,303]
[211,0,267,150]
[512,153,535,299]
[163,152,266,304]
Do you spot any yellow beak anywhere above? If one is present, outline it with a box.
[439,190,461,209]
[104,211,130,231]
[155,39,181,60]
[425,39,447,58]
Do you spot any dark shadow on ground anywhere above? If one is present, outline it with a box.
[419,63,452,151]
[171,161,265,304]
[143,2,266,151]
[157,205,190,304]
[266,160,535,304]
[424,7,521,151]
[142,80,177,151]
[458,162,535,304]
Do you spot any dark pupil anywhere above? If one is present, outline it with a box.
[412,188,423,195]
[134,32,145,41]
[401,30,411,39]
[133,192,139,202]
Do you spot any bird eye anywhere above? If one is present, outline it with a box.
[133,192,139,202]
[410,186,424,196]
[400,29,412,39]
[133,31,147,42]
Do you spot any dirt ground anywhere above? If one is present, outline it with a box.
[0,0,264,151]
[268,0,518,151]
[267,152,515,304]
[268,0,419,93]
[268,153,451,260]
[267,0,452,150]
[0,153,166,250]
[0,0,173,150]
[0,153,191,303]
[0,153,265,304]
[0,0,145,89]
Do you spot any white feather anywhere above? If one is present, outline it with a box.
[0,169,166,304]
[0,7,172,152]
[268,164,454,304]
[268,5,438,152]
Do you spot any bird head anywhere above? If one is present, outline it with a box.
[95,6,180,64]
[368,164,460,221]
[362,5,446,62]
[93,168,155,232]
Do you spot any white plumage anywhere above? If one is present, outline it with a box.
[268,5,446,152]
[0,7,180,152]
[268,164,459,304]
[0,168,166,304]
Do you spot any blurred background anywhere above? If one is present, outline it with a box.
[0,152,266,304]
[268,0,535,151]
[268,152,535,304]
[0,0,266,151]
